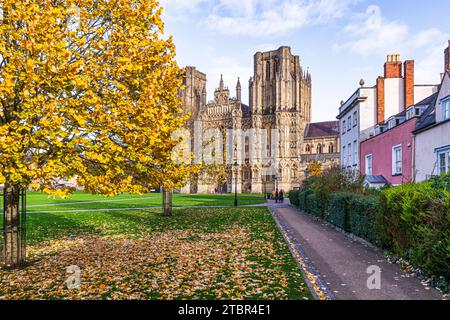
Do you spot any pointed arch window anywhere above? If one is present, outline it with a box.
[305,144,311,153]
[328,143,334,154]
[317,144,323,154]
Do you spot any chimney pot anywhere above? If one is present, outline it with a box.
[385,54,402,78]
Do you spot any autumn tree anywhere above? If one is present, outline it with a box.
[198,126,228,193]
[0,0,193,266]
[307,161,322,178]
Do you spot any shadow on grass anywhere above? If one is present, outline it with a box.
[26,213,100,245]
[101,207,246,234]
[13,206,272,246]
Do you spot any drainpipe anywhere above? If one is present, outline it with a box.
[412,133,416,183]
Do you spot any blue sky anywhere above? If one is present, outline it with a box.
[160,0,450,122]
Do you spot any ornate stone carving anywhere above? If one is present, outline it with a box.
[180,47,318,194]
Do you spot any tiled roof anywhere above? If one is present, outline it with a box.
[416,91,439,107]
[365,175,388,184]
[304,121,339,138]
[241,103,250,114]
[414,92,439,132]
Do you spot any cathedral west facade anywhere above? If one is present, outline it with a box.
[180,46,338,194]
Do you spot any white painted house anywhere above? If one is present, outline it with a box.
[337,54,439,172]
[414,70,450,181]
[337,87,376,172]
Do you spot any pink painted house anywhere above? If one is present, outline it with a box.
[360,108,422,186]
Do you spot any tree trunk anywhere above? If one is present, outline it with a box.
[162,189,172,217]
[2,182,24,267]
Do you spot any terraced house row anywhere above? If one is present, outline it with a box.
[337,41,450,187]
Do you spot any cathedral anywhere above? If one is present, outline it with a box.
[180,46,339,194]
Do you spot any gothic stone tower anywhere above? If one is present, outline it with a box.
[248,46,312,192]
[181,66,207,122]
[180,47,312,194]
[180,67,207,194]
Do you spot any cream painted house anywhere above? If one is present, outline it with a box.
[414,70,450,181]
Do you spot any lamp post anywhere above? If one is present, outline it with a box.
[274,175,278,203]
[264,178,267,200]
[233,161,239,207]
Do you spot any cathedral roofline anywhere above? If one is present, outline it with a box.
[185,66,207,78]
[304,121,340,138]
[255,46,293,56]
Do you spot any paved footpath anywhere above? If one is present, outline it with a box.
[270,200,444,300]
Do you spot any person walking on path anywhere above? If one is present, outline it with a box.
[275,189,279,203]
[279,190,284,203]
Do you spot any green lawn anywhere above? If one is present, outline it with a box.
[4,191,266,213]
[0,199,313,300]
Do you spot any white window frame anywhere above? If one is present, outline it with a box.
[342,120,346,135]
[392,144,403,176]
[436,146,450,175]
[347,116,352,131]
[406,107,414,120]
[388,119,396,130]
[348,143,352,166]
[353,140,358,165]
[353,111,358,127]
[365,154,373,176]
[442,97,450,121]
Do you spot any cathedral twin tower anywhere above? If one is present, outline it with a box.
[249,46,311,119]
[181,46,312,194]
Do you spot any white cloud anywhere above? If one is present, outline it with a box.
[334,5,449,83]
[160,0,207,12]
[161,0,359,37]
[333,5,409,54]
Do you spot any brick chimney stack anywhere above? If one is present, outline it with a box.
[385,54,402,78]
[445,40,450,72]
[377,77,385,124]
[404,60,415,108]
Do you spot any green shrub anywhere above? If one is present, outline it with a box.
[289,190,300,207]
[381,183,433,252]
[381,182,450,279]
[294,173,450,281]
[306,193,327,219]
[349,195,384,246]
[309,166,366,198]
[430,172,450,190]
[328,192,356,232]
[299,189,313,211]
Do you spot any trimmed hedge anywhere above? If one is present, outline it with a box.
[350,195,384,247]
[328,192,356,232]
[290,174,450,281]
[306,193,327,219]
[381,182,450,279]
[289,190,300,207]
[299,189,313,211]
